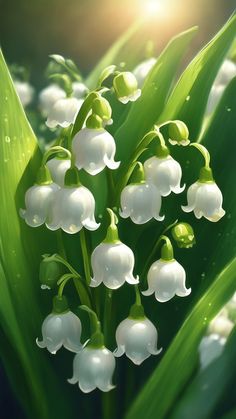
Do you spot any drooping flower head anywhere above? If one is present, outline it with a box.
[14,80,34,107]
[46,166,100,234]
[20,165,59,228]
[90,209,139,289]
[68,305,115,393]
[36,295,82,354]
[142,236,191,302]
[120,162,164,224]
[46,97,83,128]
[72,114,120,175]
[144,154,185,197]
[39,84,66,116]
[182,143,225,222]
[114,302,162,365]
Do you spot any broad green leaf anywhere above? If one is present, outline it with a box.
[172,329,236,419]
[0,49,74,419]
[85,20,143,89]
[159,14,236,138]
[114,26,197,167]
[126,257,236,419]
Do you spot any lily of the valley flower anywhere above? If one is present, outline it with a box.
[20,165,59,227]
[144,155,185,196]
[182,177,225,222]
[46,97,83,128]
[46,167,100,234]
[182,144,225,222]
[14,80,34,107]
[72,124,120,175]
[68,346,115,393]
[39,84,66,116]
[36,296,82,354]
[113,71,141,104]
[72,81,89,99]
[142,237,191,302]
[114,303,162,365]
[46,157,71,187]
[199,334,226,370]
[90,209,138,289]
[168,120,190,146]
[133,57,157,87]
[69,305,115,393]
[120,163,164,224]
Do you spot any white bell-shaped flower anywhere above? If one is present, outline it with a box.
[39,84,66,116]
[14,80,34,107]
[46,158,71,187]
[68,346,115,393]
[208,313,234,338]
[36,296,82,354]
[120,182,164,224]
[182,181,225,222]
[114,310,162,365]
[199,334,226,369]
[46,97,83,129]
[20,166,60,227]
[46,186,100,234]
[72,127,120,175]
[133,57,157,87]
[144,155,185,197]
[72,81,89,99]
[90,242,139,289]
[143,256,191,302]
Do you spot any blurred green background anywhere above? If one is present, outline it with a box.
[0,0,235,86]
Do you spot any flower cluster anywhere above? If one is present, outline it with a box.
[20,55,225,393]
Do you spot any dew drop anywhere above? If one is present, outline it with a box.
[226,107,231,112]
[5,136,11,143]
[186,95,190,102]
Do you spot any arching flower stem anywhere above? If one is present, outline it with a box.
[141,220,178,283]
[80,228,92,287]
[71,91,100,138]
[190,143,214,182]
[80,305,104,348]
[42,146,72,166]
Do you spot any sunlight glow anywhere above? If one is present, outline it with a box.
[145,0,164,15]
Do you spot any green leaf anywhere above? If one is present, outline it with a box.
[126,257,236,419]
[0,49,74,419]
[114,26,198,167]
[159,14,236,138]
[171,329,236,419]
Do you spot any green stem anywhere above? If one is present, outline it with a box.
[56,230,67,259]
[135,285,142,306]
[42,146,71,166]
[103,289,113,346]
[190,143,211,169]
[80,228,91,286]
[71,91,99,137]
[57,274,75,297]
[141,220,178,282]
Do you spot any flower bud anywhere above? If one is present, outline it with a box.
[113,72,141,104]
[171,222,195,248]
[92,97,112,125]
[168,120,190,146]
[39,258,64,289]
